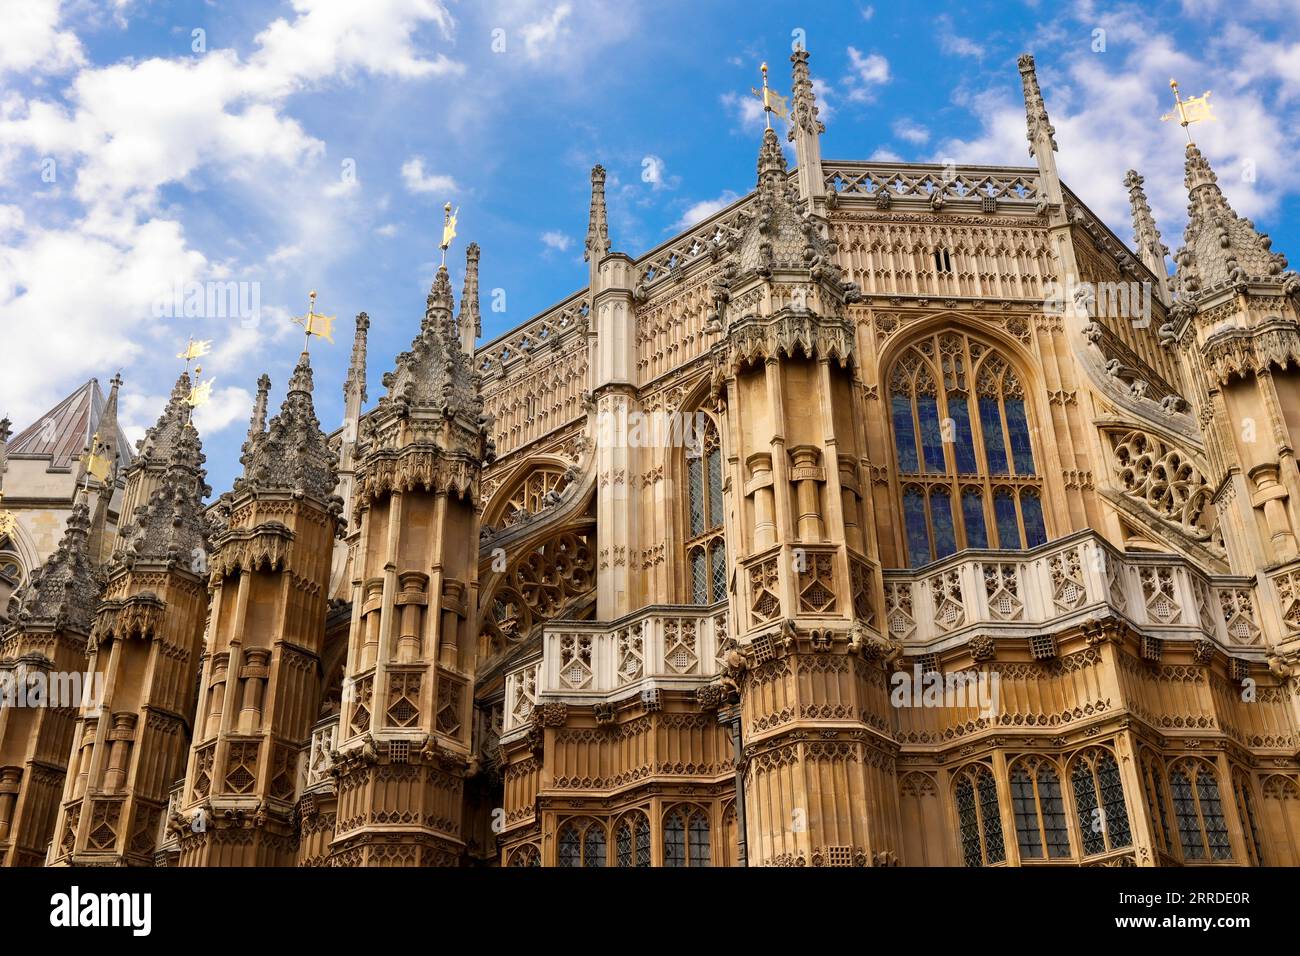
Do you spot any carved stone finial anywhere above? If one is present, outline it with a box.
[1123,169,1169,264]
[1017,53,1057,156]
[584,164,611,263]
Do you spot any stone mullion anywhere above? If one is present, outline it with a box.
[370,490,403,737]
[763,359,796,616]
[816,358,852,622]
[989,748,1020,866]
[1112,729,1158,866]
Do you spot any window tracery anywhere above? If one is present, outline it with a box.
[1232,771,1264,866]
[1069,748,1132,855]
[1009,756,1070,860]
[663,805,710,867]
[1167,759,1231,861]
[491,465,569,530]
[686,419,726,604]
[614,810,651,867]
[557,816,607,867]
[889,331,1045,567]
[953,763,1005,866]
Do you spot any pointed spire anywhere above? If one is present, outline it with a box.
[240,352,337,502]
[584,165,611,265]
[788,48,827,213]
[7,499,101,635]
[0,416,11,497]
[1124,169,1172,305]
[1174,142,1292,300]
[756,125,789,193]
[788,49,824,141]
[247,374,271,445]
[425,264,455,333]
[121,414,209,568]
[1017,53,1057,156]
[128,371,192,476]
[98,373,122,471]
[345,314,370,406]
[458,242,481,355]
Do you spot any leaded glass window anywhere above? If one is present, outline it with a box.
[664,806,710,867]
[1169,760,1232,862]
[1141,752,1172,854]
[686,418,726,604]
[888,332,1046,567]
[1070,748,1132,856]
[1010,758,1070,860]
[954,764,1005,866]
[557,817,607,867]
[1232,773,1264,866]
[615,811,651,867]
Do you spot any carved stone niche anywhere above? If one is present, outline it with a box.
[745,453,777,551]
[787,445,825,543]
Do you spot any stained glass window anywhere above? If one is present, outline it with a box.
[888,332,1046,567]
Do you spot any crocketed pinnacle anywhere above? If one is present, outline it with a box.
[345,314,370,404]
[1017,53,1057,156]
[584,165,611,263]
[6,499,101,635]
[458,243,481,346]
[1123,169,1169,264]
[122,418,210,567]
[1174,143,1291,299]
[128,371,192,475]
[239,352,337,501]
[788,49,825,141]
[381,264,482,422]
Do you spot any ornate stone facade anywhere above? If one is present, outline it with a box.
[3,50,1300,868]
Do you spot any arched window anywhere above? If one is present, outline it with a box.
[1140,750,1173,855]
[492,465,569,530]
[686,419,726,604]
[614,811,651,867]
[507,843,541,867]
[663,805,710,867]
[889,332,1045,567]
[1232,771,1263,866]
[1069,748,1132,855]
[953,764,1005,867]
[1168,759,1231,861]
[1009,757,1070,860]
[557,817,607,867]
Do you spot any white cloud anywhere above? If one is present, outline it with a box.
[675,191,739,229]
[860,4,875,20]
[937,16,984,58]
[893,118,930,145]
[0,0,463,437]
[933,14,1297,244]
[518,2,573,61]
[721,90,766,131]
[0,0,85,76]
[844,47,890,102]
[375,223,399,237]
[869,148,903,163]
[540,230,572,251]
[401,156,457,194]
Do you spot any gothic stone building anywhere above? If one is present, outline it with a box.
[3,51,1300,868]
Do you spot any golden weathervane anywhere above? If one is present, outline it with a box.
[1161,79,1215,142]
[750,62,788,130]
[293,290,336,352]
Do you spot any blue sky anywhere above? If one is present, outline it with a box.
[2,0,1299,495]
